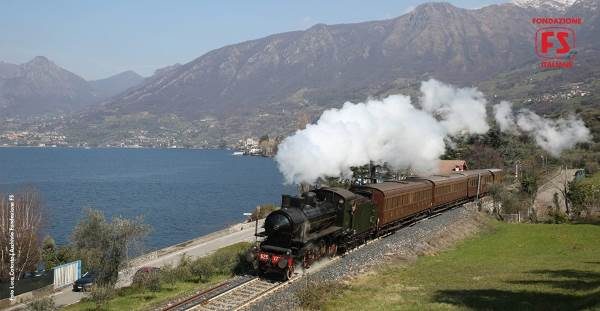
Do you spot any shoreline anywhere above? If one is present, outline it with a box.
[0,145,227,150]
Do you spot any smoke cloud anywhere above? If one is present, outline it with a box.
[420,79,490,135]
[276,79,591,184]
[492,101,517,133]
[493,101,591,157]
[276,79,488,184]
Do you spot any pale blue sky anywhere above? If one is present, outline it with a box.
[0,0,505,80]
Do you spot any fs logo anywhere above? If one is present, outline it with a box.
[531,17,582,69]
[535,27,575,59]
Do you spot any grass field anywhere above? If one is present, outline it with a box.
[62,277,228,311]
[321,221,600,310]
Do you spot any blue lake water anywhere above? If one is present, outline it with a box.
[0,148,296,250]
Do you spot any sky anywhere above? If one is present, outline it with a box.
[0,0,505,80]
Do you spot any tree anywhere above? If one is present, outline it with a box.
[518,162,543,221]
[465,143,504,169]
[0,188,43,281]
[71,208,150,286]
[71,209,110,275]
[568,176,600,218]
[552,166,573,217]
[40,234,77,270]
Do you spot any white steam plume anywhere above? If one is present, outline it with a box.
[492,101,517,133]
[275,79,489,184]
[420,79,490,135]
[492,101,591,157]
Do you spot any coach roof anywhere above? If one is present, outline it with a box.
[355,180,431,194]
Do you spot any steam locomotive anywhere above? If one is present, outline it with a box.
[248,169,503,280]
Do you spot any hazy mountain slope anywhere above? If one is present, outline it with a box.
[0,61,19,79]
[0,56,97,117]
[95,2,538,120]
[89,70,144,99]
[62,0,600,147]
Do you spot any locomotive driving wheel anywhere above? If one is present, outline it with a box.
[302,251,314,269]
[319,240,327,257]
[327,244,337,258]
[284,265,294,281]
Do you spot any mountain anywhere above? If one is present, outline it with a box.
[0,61,19,79]
[0,56,98,117]
[42,0,600,146]
[0,57,145,117]
[89,70,144,99]
[93,2,538,121]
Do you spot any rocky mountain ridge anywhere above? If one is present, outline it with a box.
[0,57,144,117]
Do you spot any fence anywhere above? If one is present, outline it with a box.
[53,260,81,289]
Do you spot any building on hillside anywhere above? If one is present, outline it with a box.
[438,160,468,174]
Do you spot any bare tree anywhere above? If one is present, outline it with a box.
[0,188,43,281]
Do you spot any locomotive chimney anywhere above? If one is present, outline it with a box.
[369,161,377,183]
[304,191,316,207]
[281,194,291,208]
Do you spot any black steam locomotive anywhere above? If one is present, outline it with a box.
[248,169,503,280]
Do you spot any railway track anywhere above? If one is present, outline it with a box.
[193,277,284,311]
[162,275,286,311]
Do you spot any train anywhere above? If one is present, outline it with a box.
[247,168,504,280]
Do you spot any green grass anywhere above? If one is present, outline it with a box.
[63,276,228,311]
[321,222,600,310]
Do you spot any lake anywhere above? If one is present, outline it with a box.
[0,148,296,250]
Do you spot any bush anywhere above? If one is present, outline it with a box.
[27,296,57,311]
[132,269,161,292]
[173,255,194,282]
[190,258,215,282]
[296,281,349,310]
[248,204,278,221]
[89,286,114,310]
[584,160,600,175]
[159,265,178,288]
[208,243,252,275]
[166,243,252,284]
[547,209,569,224]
